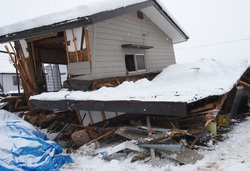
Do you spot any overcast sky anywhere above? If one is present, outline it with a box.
[1,0,250,63]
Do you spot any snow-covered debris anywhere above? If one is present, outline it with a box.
[30,59,249,103]
[61,117,250,171]
[98,141,145,159]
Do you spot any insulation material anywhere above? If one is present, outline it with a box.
[19,39,29,58]
[65,27,84,52]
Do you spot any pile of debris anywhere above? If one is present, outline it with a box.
[20,81,250,166]
[1,61,250,166]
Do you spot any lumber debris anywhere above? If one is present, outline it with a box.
[0,59,248,166]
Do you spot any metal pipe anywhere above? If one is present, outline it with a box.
[14,54,21,96]
[0,50,14,55]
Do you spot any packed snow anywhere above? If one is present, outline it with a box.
[61,117,250,171]
[30,59,249,103]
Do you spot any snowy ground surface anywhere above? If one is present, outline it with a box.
[31,59,248,103]
[61,117,250,171]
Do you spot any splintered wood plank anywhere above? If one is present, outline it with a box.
[190,103,215,113]
[5,45,36,95]
[115,127,148,140]
[26,33,58,42]
[71,29,79,62]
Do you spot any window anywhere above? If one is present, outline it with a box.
[125,54,146,72]
[13,76,22,85]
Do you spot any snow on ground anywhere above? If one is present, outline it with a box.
[30,59,249,103]
[62,117,250,171]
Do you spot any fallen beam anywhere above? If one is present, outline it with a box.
[29,99,188,116]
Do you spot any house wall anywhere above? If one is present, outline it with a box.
[88,12,176,80]
[0,73,22,94]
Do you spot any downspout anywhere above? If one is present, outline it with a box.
[14,54,21,96]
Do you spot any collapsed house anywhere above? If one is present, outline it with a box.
[0,0,250,165]
[0,0,188,118]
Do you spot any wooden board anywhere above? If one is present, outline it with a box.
[30,99,188,116]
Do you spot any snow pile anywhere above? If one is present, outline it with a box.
[31,59,249,103]
[0,109,21,121]
[0,110,73,171]
[61,117,250,171]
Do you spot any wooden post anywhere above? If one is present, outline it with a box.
[19,50,32,83]
[76,110,84,125]
[64,31,70,64]
[88,127,117,144]
[5,45,37,95]
[88,111,94,124]
[146,116,156,166]
[71,29,79,62]
[101,111,106,121]
[84,28,91,62]
[30,42,37,74]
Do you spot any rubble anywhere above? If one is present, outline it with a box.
[1,77,250,166]
[0,63,249,166]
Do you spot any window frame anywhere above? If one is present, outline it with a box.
[12,75,22,86]
[125,53,146,73]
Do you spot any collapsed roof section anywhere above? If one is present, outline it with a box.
[30,59,249,116]
[0,0,188,44]
[30,59,249,103]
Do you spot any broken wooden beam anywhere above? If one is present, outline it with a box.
[146,116,156,166]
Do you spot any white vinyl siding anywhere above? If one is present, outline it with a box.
[88,12,176,80]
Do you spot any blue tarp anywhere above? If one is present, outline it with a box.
[0,110,73,171]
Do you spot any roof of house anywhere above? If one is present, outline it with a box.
[0,0,188,44]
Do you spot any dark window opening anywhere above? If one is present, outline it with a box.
[125,54,146,72]
[13,76,22,85]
